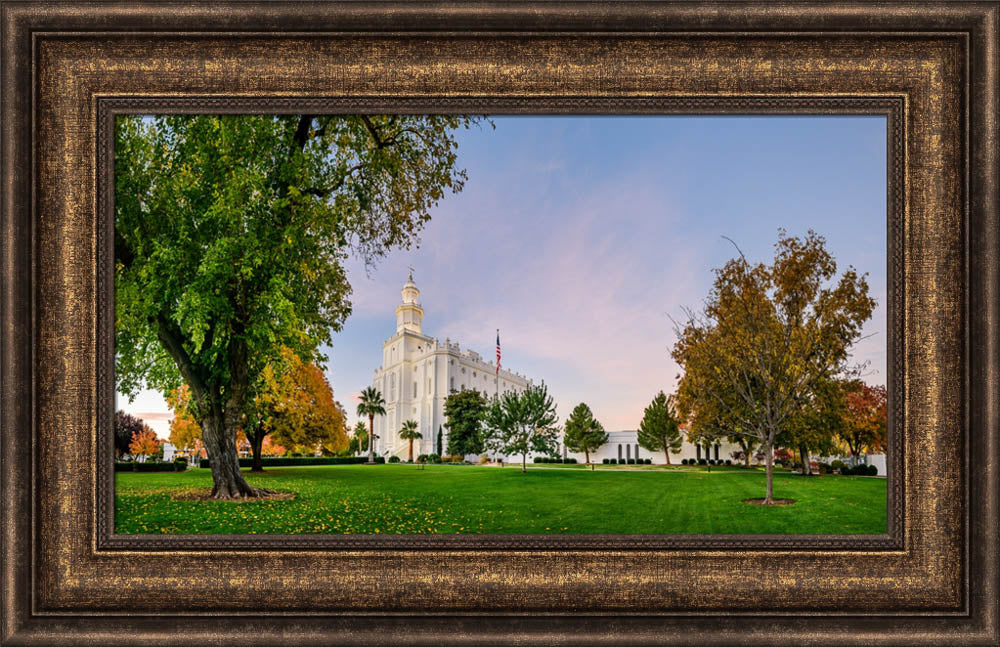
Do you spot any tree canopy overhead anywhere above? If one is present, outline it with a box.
[672,230,876,503]
[115,114,483,497]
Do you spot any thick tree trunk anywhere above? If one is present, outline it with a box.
[799,445,811,476]
[202,412,258,499]
[251,432,265,472]
[408,439,414,462]
[764,443,774,504]
[368,414,375,463]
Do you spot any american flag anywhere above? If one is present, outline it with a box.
[496,330,501,375]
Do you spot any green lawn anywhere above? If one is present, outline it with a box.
[115,464,887,535]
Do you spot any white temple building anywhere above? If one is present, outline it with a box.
[371,274,531,459]
[369,274,748,466]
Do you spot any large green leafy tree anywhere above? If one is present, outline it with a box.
[444,388,487,456]
[115,114,478,498]
[483,383,560,473]
[562,402,608,469]
[672,230,875,504]
[636,391,683,465]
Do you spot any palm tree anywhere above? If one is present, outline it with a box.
[356,386,386,464]
[399,420,422,462]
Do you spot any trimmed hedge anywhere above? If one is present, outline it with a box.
[388,456,401,463]
[115,460,186,472]
[198,456,383,468]
[840,463,879,476]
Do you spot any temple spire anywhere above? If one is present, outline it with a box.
[396,271,424,333]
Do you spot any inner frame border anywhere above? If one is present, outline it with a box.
[96,95,905,552]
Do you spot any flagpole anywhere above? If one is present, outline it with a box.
[495,328,500,466]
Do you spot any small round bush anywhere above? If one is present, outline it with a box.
[698,458,707,466]
[417,454,428,463]
[602,458,609,464]
[681,458,688,465]
[427,453,441,464]
[867,464,878,476]
[388,455,400,463]
[645,458,652,464]
[725,459,732,466]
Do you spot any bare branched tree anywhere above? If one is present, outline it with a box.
[672,231,875,504]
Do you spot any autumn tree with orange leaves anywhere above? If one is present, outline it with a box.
[247,347,349,471]
[838,381,887,463]
[261,435,287,457]
[166,350,348,471]
[129,429,161,460]
[167,385,203,456]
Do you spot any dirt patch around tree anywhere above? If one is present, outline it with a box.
[742,498,796,506]
[170,488,296,502]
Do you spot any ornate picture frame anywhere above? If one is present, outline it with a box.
[2,2,997,644]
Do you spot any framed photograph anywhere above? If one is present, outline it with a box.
[2,2,997,645]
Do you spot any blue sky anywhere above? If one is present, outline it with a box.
[120,115,887,435]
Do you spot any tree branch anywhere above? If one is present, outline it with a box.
[155,314,211,405]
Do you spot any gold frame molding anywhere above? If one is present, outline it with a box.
[2,2,997,645]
